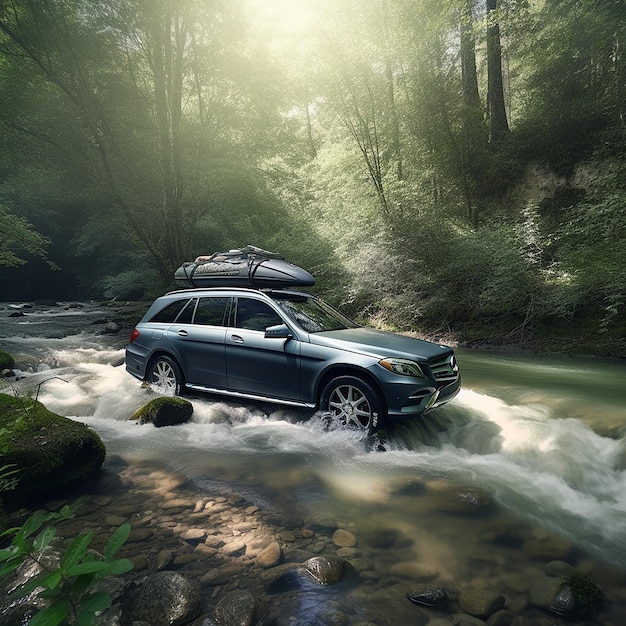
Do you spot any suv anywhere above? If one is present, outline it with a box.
[125,288,460,432]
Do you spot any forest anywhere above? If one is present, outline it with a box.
[0,0,624,356]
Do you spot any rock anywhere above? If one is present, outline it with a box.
[129,397,193,427]
[103,321,122,334]
[548,585,579,615]
[436,486,496,516]
[223,539,246,556]
[459,589,505,619]
[302,556,346,585]
[0,394,106,509]
[0,350,16,370]
[332,528,357,547]
[486,609,515,626]
[213,590,268,626]
[124,571,201,626]
[407,583,449,607]
[528,574,562,609]
[256,541,282,569]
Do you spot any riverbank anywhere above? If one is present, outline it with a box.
[2,300,625,360]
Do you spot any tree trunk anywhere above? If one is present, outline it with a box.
[486,0,509,142]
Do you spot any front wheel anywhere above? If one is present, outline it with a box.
[148,355,184,396]
[319,375,384,433]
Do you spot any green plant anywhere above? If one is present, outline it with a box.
[560,570,604,609]
[0,500,133,626]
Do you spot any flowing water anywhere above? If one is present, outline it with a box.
[2,302,626,624]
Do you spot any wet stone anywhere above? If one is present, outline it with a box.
[407,583,449,607]
[459,589,506,619]
[182,528,207,542]
[256,541,282,569]
[223,539,246,557]
[332,528,357,548]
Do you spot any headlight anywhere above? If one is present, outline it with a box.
[379,358,425,378]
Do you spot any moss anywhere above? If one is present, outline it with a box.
[129,396,193,426]
[561,570,604,609]
[0,350,15,370]
[0,393,106,510]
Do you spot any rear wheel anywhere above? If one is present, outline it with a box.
[319,375,384,433]
[148,355,183,396]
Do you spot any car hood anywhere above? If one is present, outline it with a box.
[308,327,453,361]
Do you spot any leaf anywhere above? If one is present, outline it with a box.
[22,510,49,539]
[66,561,110,576]
[103,523,131,559]
[33,526,57,551]
[61,532,93,570]
[0,558,21,578]
[41,570,63,590]
[28,599,69,626]
[0,546,18,562]
[93,557,133,579]
[78,591,112,621]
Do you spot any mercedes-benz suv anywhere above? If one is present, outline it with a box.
[125,288,460,432]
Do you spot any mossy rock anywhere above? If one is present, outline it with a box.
[0,393,106,510]
[129,396,193,427]
[0,350,15,370]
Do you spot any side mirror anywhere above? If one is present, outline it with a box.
[264,324,293,340]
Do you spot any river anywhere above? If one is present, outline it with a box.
[2,301,626,625]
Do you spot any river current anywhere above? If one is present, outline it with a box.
[2,302,626,624]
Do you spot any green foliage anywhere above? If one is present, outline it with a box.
[0,500,132,626]
[0,205,52,268]
[560,570,604,609]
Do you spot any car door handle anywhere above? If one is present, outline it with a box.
[177,330,188,337]
[231,334,244,344]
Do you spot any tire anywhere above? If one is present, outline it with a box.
[319,375,384,433]
[148,355,184,396]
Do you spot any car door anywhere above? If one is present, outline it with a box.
[167,296,230,388]
[225,296,301,400]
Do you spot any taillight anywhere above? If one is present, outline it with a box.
[129,328,140,343]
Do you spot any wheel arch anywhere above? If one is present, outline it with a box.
[145,350,185,383]
[315,365,387,414]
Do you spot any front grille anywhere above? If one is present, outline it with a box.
[429,353,459,381]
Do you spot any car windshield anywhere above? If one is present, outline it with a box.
[271,294,358,333]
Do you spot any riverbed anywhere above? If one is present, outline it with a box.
[2,301,626,625]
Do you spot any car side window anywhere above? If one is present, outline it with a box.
[149,298,192,323]
[235,298,283,332]
[194,297,230,326]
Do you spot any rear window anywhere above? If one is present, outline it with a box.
[149,298,193,323]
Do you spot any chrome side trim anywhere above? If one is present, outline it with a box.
[184,384,316,409]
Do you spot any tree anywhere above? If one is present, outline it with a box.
[486,0,509,142]
[0,205,52,268]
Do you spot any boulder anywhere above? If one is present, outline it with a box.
[0,350,15,370]
[0,393,106,509]
[129,397,193,427]
[302,556,346,585]
[104,321,122,334]
[212,590,268,626]
[124,571,201,626]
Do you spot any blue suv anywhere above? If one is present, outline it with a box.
[125,288,460,432]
